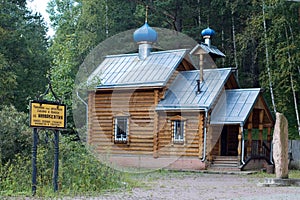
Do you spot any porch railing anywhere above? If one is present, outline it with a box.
[244,140,271,161]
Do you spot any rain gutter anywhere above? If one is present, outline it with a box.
[201,109,208,162]
[241,124,245,165]
[76,90,88,140]
[270,142,274,164]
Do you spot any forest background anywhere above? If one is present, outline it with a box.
[2,0,299,136]
[1,0,300,165]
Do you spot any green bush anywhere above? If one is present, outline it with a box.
[0,134,127,197]
[0,154,32,196]
[0,105,128,197]
[58,136,126,195]
[0,105,32,164]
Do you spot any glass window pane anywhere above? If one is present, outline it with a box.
[115,117,128,142]
[173,120,184,142]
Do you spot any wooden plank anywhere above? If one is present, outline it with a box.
[247,112,253,156]
[153,89,159,158]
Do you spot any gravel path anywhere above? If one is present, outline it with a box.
[73,172,300,200]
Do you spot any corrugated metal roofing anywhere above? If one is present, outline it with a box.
[88,49,190,88]
[190,43,225,58]
[156,68,232,110]
[210,88,261,125]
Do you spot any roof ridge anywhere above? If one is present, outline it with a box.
[226,88,261,91]
[105,49,189,58]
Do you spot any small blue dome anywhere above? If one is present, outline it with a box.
[201,27,215,37]
[133,22,157,43]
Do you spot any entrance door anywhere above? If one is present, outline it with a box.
[221,127,228,156]
[220,126,238,156]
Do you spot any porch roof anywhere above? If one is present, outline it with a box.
[88,49,194,89]
[156,68,232,111]
[210,88,261,125]
[190,43,225,58]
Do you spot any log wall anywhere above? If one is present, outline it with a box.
[157,112,204,157]
[88,89,205,159]
[88,89,157,155]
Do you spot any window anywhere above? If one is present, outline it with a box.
[114,117,128,143]
[173,120,185,143]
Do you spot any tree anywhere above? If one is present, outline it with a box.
[0,0,51,111]
[0,54,17,105]
[46,0,300,138]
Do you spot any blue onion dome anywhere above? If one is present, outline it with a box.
[201,27,215,37]
[133,22,158,43]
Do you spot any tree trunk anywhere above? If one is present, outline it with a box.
[285,26,300,136]
[231,14,238,70]
[263,1,276,113]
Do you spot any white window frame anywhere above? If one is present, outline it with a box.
[114,117,128,143]
[173,120,185,144]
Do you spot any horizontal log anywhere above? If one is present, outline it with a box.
[158,142,199,148]
[130,135,153,140]
[94,96,155,101]
[108,147,153,152]
[157,152,199,157]
[100,150,153,155]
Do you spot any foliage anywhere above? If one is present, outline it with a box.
[0,0,51,111]
[0,105,32,164]
[0,134,128,197]
[0,154,32,196]
[0,54,17,105]
[58,136,126,195]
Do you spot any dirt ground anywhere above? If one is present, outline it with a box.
[72,172,300,200]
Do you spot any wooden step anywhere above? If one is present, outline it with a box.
[209,156,240,171]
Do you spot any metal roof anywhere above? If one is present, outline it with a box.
[88,49,191,89]
[210,88,261,125]
[190,43,225,58]
[156,68,232,111]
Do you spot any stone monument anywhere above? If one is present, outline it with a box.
[259,113,300,187]
[272,112,289,179]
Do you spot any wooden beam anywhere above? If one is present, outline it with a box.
[259,109,264,155]
[88,92,95,145]
[267,127,272,149]
[198,113,204,158]
[247,112,253,156]
[153,89,159,158]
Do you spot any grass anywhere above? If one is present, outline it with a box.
[249,169,300,179]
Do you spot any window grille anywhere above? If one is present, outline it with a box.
[173,120,185,144]
[114,117,128,143]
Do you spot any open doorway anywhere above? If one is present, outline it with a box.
[220,125,238,156]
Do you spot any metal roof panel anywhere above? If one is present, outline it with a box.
[156,68,232,110]
[190,43,225,58]
[210,89,261,125]
[88,49,190,88]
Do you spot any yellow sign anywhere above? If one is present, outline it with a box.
[30,101,66,129]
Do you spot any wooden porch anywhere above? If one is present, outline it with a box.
[209,107,274,171]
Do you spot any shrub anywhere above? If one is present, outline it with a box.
[0,134,127,197]
[0,105,32,164]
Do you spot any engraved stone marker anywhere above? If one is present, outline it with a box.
[272,112,289,179]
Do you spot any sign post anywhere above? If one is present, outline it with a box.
[30,77,66,195]
[32,128,38,196]
[53,130,59,192]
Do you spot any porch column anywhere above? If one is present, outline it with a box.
[259,110,264,155]
[237,126,243,164]
[247,112,253,157]
[267,127,272,147]
[153,89,159,158]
